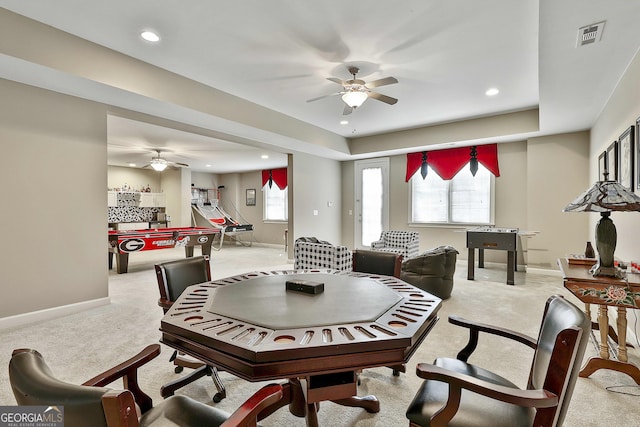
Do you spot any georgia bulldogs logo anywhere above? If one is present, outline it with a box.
[197,236,209,244]
[119,238,145,253]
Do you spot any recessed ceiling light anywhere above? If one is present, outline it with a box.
[128,163,136,167]
[485,88,499,96]
[205,164,211,167]
[340,120,349,125]
[140,31,160,42]
[261,155,269,159]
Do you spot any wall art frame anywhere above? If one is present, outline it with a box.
[246,188,256,206]
[598,150,608,181]
[618,125,634,190]
[637,116,640,190]
[606,141,618,182]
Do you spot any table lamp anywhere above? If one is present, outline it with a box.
[563,180,640,278]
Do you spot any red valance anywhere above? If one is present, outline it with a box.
[405,143,500,182]
[262,168,288,190]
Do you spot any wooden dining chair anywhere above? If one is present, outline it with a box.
[352,249,403,278]
[155,255,227,402]
[405,295,590,427]
[9,344,282,427]
[351,249,405,377]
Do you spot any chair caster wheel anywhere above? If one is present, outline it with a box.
[213,392,224,403]
[174,366,184,374]
[392,369,400,376]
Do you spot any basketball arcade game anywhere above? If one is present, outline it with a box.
[191,187,253,250]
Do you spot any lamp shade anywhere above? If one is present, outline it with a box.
[563,180,640,213]
[342,91,368,108]
[150,158,168,172]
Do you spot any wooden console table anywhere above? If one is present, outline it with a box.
[558,258,640,384]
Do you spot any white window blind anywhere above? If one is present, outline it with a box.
[411,164,492,224]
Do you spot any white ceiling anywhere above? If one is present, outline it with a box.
[2,1,640,172]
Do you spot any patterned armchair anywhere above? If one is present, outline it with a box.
[371,230,420,259]
[294,237,352,271]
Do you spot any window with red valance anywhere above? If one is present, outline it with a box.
[405,143,500,182]
[261,168,288,189]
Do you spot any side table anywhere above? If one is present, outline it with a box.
[558,258,640,384]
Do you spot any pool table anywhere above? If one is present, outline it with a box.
[108,227,219,273]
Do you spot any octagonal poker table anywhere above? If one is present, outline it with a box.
[160,269,441,426]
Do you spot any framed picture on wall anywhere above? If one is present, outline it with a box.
[637,116,640,190]
[606,141,618,182]
[246,188,256,206]
[618,125,634,190]
[598,151,608,181]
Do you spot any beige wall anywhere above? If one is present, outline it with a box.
[591,47,640,261]
[526,132,590,268]
[0,79,108,318]
[291,153,342,245]
[107,166,162,192]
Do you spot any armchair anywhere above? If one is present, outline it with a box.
[293,237,352,271]
[9,344,282,427]
[371,231,419,259]
[155,255,227,402]
[405,295,590,427]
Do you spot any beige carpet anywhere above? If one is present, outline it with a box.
[1,245,639,426]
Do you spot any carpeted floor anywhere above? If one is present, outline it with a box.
[1,245,638,426]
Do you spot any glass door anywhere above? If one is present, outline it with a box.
[354,158,389,248]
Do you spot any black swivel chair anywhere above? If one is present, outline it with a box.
[9,344,282,427]
[406,295,590,427]
[155,255,226,402]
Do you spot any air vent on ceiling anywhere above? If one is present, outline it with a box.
[576,21,605,47]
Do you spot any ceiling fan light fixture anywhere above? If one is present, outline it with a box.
[150,157,168,171]
[342,91,368,108]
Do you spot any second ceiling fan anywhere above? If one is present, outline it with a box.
[307,66,398,115]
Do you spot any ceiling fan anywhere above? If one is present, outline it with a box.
[145,149,189,172]
[307,66,398,115]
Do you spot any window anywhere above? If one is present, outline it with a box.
[263,184,288,221]
[410,164,493,225]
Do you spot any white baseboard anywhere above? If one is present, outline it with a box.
[0,297,110,330]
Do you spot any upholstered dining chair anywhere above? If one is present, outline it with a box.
[352,249,403,278]
[155,255,227,403]
[405,295,590,427]
[352,249,405,377]
[9,344,282,427]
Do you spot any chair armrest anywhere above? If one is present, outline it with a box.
[83,344,161,414]
[221,383,283,427]
[449,315,536,362]
[416,363,558,408]
[371,240,384,249]
[158,298,172,311]
[101,389,140,427]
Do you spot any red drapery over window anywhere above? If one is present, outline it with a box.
[262,168,288,190]
[405,143,500,181]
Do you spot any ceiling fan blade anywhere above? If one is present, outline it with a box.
[366,76,398,88]
[343,104,353,115]
[368,92,398,105]
[173,162,189,167]
[327,77,346,85]
[306,93,341,103]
